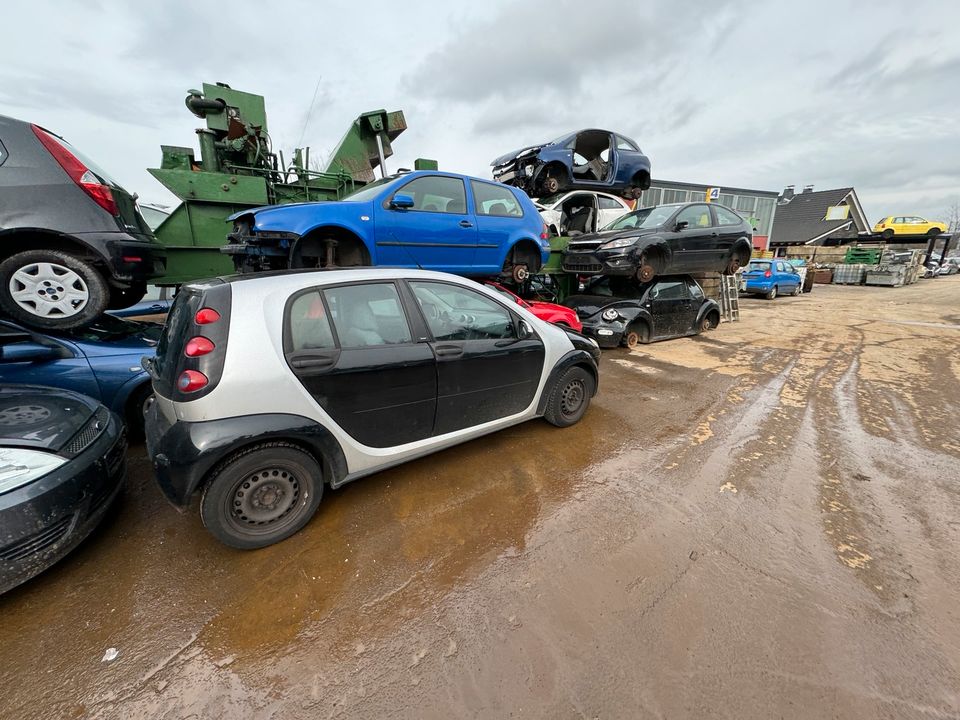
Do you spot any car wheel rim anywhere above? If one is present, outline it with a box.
[512,264,529,283]
[229,467,302,529]
[625,332,639,348]
[560,379,585,416]
[8,262,89,318]
[0,404,51,426]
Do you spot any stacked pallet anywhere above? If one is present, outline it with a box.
[844,247,883,265]
[833,264,869,285]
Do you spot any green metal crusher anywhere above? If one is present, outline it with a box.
[148,82,416,285]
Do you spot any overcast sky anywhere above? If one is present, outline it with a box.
[2,0,958,225]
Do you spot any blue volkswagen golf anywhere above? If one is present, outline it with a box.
[0,315,158,433]
[223,170,551,284]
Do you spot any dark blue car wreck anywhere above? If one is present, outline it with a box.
[491,129,651,199]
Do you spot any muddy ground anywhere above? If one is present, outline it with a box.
[2,278,960,719]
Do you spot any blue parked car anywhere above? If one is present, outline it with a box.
[223,170,551,285]
[0,314,158,432]
[742,259,802,299]
[491,129,651,199]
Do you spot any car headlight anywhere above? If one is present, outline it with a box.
[0,448,66,494]
[599,237,637,250]
[601,308,620,321]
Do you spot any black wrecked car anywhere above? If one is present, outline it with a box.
[491,129,651,199]
[0,114,167,330]
[0,385,125,594]
[562,202,753,283]
[565,275,721,348]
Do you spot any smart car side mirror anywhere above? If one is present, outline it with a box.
[390,194,415,210]
[675,220,689,231]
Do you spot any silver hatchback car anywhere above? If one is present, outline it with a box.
[144,268,600,549]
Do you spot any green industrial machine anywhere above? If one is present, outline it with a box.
[149,82,410,284]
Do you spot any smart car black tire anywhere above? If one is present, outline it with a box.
[766,285,778,300]
[200,442,324,550]
[0,249,109,330]
[544,366,595,428]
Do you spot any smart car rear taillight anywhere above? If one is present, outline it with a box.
[31,125,118,216]
[195,308,221,324]
[177,370,209,393]
[185,337,215,357]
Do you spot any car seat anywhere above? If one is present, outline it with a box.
[487,202,509,216]
[565,207,595,236]
[342,303,384,346]
[447,199,467,214]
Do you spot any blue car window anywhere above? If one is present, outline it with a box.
[398,176,467,214]
[471,181,522,217]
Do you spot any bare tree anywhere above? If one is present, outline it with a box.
[943,199,960,235]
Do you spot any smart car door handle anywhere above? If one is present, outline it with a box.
[289,354,336,369]
[434,344,463,357]
[459,220,473,228]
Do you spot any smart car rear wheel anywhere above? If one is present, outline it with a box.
[544,366,595,428]
[201,442,324,549]
[0,249,109,330]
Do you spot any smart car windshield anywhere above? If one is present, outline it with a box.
[602,205,677,231]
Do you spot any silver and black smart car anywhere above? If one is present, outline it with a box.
[144,268,600,549]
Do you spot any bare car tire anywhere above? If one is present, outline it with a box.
[200,442,324,549]
[881,229,894,239]
[927,227,942,236]
[544,366,595,428]
[0,249,109,330]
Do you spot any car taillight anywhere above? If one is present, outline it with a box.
[879,223,886,228]
[31,125,118,216]
[541,224,550,240]
[195,308,221,324]
[177,370,209,393]
[764,270,772,278]
[185,336,215,357]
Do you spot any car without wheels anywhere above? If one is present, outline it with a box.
[144,268,600,549]
[0,115,167,330]
[491,129,651,199]
[223,170,551,286]
[562,202,753,283]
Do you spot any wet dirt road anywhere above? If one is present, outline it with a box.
[3,278,960,719]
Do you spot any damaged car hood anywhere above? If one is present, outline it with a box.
[490,144,549,167]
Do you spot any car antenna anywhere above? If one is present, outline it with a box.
[397,241,424,271]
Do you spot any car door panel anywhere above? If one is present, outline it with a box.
[284,284,438,449]
[374,176,477,271]
[406,280,545,435]
[0,328,100,399]
[649,280,692,338]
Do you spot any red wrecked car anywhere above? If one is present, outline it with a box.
[483,281,583,332]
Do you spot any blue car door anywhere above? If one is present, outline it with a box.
[375,175,478,272]
[469,180,527,274]
[0,322,100,399]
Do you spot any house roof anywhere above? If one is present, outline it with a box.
[770,187,867,245]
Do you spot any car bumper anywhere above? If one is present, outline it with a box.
[743,279,774,293]
[562,251,636,276]
[76,232,168,283]
[0,413,126,595]
[578,319,625,348]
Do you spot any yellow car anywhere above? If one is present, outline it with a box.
[873,215,945,238]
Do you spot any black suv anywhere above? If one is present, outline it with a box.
[0,115,167,330]
[562,202,753,283]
